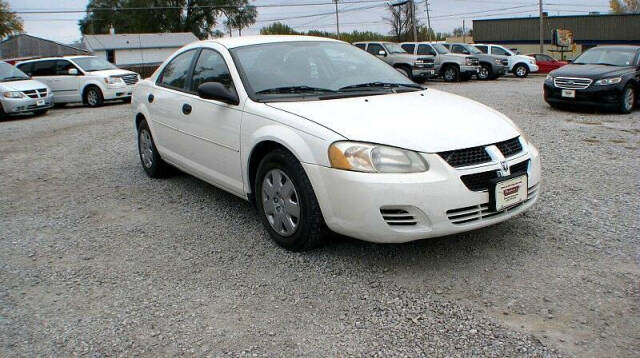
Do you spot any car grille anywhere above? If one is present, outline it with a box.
[467,57,480,66]
[501,59,509,66]
[22,88,48,99]
[438,137,523,168]
[553,77,592,90]
[117,74,139,85]
[495,137,523,158]
[446,184,539,225]
[460,159,530,192]
[380,208,417,226]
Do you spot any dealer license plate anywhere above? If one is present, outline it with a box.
[36,99,45,106]
[561,89,576,98]
[491,175,528,211]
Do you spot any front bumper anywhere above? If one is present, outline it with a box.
[0,95,54,114]
[460,65,480,74]
[103,84,136,100]
[304,144,541,243]
[494,65,507,76]
[544,82,622,107]
[412,67,437,79]
[529,64,539,73]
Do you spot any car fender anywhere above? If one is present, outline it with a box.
[81,79,107,96]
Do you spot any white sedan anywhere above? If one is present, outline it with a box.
[132,36,541,251]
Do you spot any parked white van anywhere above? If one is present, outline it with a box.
[17,56,140,107]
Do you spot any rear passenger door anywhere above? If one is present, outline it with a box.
[25,60,57,91]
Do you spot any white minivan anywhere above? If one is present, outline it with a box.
[17,56,140,107]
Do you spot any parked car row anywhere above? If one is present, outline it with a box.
[0,56,140,120]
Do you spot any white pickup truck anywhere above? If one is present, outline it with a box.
[473,44,539,78]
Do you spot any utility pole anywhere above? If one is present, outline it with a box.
[425,0,432,41]
[539,0,544,53]
[462,19,466,43]
[411,0,417,42]
[334,0,340,39]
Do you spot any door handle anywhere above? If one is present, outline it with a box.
[182,103,192,115]
[148,94,154,103]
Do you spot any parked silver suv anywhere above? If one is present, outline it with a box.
[0,61,53,119]
[401,42,479,82]
[353,42,436,83]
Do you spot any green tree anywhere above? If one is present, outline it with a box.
[0,0,23,38]
[79,0,252,39]
[223,3,257,36]
[610,0,640,13]
[260,22,299,35]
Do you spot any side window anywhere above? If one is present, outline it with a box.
[56,60,78,75]
[190,49,235,93]
[367,43,384,55]
[491,47,509,56]
[417,44,436,56]
[354,43,365,50]
[401,44,415,54]
[17,62,33,76]
[475,45,488,54]
[31,61,57,76]
[451,45,465,54]
[158,49,197,91]
[442,44,450,49]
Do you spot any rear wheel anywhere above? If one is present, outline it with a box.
[619,84,635,114]
[443,65,460,82]
[255,149,329,251]
[137,120,171,178]
[514,64,529,78]
[477,64,492,80]
[84,86,104,107]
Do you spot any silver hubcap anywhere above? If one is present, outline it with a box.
[261,169,300,237]
[516,66,526,77]
[624,88,634,110]
[479,66,489,79]
[139,130,154,168]
[87,90,98,106]
[445,68,455,80]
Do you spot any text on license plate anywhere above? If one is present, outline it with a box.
[493,175,528,211]
[36,99,45,106]
[561,89,576,98]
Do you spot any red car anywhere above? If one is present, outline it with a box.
[527,54,568,73]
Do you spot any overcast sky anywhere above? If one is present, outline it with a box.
[9,0,612,44]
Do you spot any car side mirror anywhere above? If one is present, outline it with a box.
[197,82,239,105]
[68,68,79,75]
[378,50,387,57]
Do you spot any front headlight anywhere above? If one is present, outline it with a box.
[546,74,553,81]
[595,77,622,86]
[495,59,502,65]
[529,59,535,64]
[329,142,428,173]
[104,76,124,85]
[3,91,25,98]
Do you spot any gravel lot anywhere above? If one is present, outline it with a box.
[1,76,638,357]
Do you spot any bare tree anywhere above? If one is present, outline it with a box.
[384,2,415,42]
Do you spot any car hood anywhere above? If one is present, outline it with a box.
[550,64,634,79]
[267,89,520,153]
[85,69,136,77]
[0,79,49,91]
[514,55,535,62]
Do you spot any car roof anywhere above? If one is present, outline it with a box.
[590,45,640,50]
[201,35,342,49]
[17,55,97,64]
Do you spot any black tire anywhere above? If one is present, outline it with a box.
[477,64,492,80]
[443,65,460,82]
[396,66,413,80]
[619,84,635,114]
[513,64,529,78]
[137,120,171,178]
[255,149,329,251]
[84,86,104,107]
[33,109,48,116]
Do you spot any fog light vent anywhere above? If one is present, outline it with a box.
[380,208,417,226]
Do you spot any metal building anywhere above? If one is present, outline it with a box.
[473,13,640,57]
[0,34,88,62]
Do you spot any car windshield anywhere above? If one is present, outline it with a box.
[231,41,420,102]
[573,47,637,66]
[72,57,117,72]
[384,42,408,54]
[433,44,450,54]
[463,45,482,54]
[0,62,30,82]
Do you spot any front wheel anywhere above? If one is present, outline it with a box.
[443,65,460,82]
[255,149,329,251]
[84,86,104,107]
[514,64,529,78]
[619,84,635,114]
[477,64,492,80]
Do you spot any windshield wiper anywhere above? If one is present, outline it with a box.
[339,82,423,91]
[255,86,337,95]
[598,63,621,67]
